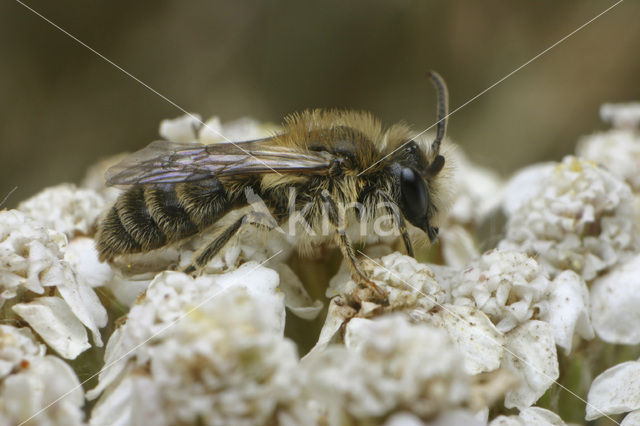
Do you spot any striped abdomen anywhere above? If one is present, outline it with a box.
[96,179,237,261]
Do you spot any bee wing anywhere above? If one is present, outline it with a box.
[105,139,333,186]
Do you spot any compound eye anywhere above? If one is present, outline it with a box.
[400,167,428,223]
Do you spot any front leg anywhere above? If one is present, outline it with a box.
[320,190,387,302]
[376,189,414,257]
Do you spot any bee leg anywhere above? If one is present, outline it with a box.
[320,191,387,302]
[376,190,414,257]
[182,211,278,274]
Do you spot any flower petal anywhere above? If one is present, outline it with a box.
[490,407,566,425]
[430,304,504,375]
[12,297,90,359]
[540,270,593,353]
[1,355,84,425]
[622,409,640,426]
[591,254,640,344]
[586,360,640,420]
[503,321,559,409]
[56,266,108,347]
[159,113,202,142]
[273,263,323,320]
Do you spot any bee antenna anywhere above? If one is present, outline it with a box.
[427,70,449,155]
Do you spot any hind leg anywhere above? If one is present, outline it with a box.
[182,211,278,274]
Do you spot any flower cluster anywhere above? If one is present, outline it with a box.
[0,209,107,359]
[303,315,472,423]
[500,155,639,281]
[2,103,640,425]
[0,325,85,425]
[87,268,308,426]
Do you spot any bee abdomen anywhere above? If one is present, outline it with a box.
[117,186,167,249]
[144,185,199,241]
[96,204,143,261]
[143,179,233,240]
[175,178,230,229]
[96,179,233,261]
[96,186,167,261]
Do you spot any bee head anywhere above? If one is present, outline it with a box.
[391,142,445,241]
[391,71,448,242]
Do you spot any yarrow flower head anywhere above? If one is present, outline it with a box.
[0,325,85,425]
[4,101,640,425]
[500,155,639,281]
[17,184,106,238]
[88,266,308,426]
[452,250,550,333]
[599,102,640,130]
[0,210,107,359]
[450,249,593,353]
[303,315,472,423]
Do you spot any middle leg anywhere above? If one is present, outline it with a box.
[320,190,386,301]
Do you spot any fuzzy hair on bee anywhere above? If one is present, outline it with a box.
[96,71,452,298]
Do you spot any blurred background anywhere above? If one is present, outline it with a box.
[1,0,639,207]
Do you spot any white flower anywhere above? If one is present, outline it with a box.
[622,410,640,426]
[502,321,559,410]
[384,412,428,426]
[0,210,107,359]
[447,149,503,226]
[499,156,639,281]
[199,116,276,144]
[159,113,277,145]
[501,163,555,217]
[435,257,562,409]
[0,210,68,300]
[328,251,449,313]
[489,407,566,426]
[18,184,106,238]
[310,252,448,354]
[427,304,504,375]
[64,237,114,289]
[303,315,470,422]
[452,250,550,334]
[600,102,640,130]
[89,373,166,426]
[591,254,640,344]
[0,325,85,425]
[385,410,487,426]
[0,326,45,378]
[438,224,481,269]
[434,301,561,410]
[88,265,307,425]
[12,297,91,359]
[586,360,640,421]
[450,249,593,353]
[196,116,223,143]
[272,263,323,320]
[159,113,202,142]
[107,212,300,313]
[576,129,640,192]
[538,270,593,353]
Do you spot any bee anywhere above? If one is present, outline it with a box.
[96,71,450,299]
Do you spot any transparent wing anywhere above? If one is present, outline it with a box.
[105,139,333,186]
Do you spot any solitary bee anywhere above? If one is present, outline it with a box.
[96,72,451,297]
